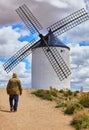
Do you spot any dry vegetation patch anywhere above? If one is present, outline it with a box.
[32,87,89,130]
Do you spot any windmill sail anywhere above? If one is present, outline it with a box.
[3,39,40,73]
[47,8,89,37]
[16,4,43,34]
[42,47,71,81]
[38,34,71,81]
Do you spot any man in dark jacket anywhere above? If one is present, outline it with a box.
[6,73,23,112]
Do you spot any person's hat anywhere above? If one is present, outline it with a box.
[12,73,17,78]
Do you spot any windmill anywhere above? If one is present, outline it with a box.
[3,4,89,90]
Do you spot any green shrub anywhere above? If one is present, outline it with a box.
[55,102,67,108]
[50,87,58,97]
[73,91,79,96]
[64,89,73,97]
[32,89,53,101]
[71,110,89,130]
[64,102,83,115]
[59,89,64,93]
[79,93,89,107]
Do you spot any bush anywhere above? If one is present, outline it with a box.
[32,89,53,101]
[50,87,58,97]
[71,110,89,130]
[59,89,64,93]
[63,89,73,97]
[64,102,83,115]
[55,102,67,108]
[79,93,89,107]
[73,91,79,96]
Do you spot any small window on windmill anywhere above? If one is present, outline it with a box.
[61,49,65,53]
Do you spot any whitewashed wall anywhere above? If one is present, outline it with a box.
[32,47,70,90]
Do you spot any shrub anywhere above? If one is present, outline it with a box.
[32,89,53,101]
[73,91,79,96]
[71,110,89,130]
[64,89,73,97]
[50,87,58,97]
[64,102,83,115]
[79,93,89,107]
[55,102,67,108]
[59,89,64,93]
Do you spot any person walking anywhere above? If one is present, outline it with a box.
[6,73,23,112]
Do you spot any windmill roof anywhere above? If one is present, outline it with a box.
[34,33,70,50]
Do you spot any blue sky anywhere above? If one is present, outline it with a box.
[0,0,89,90]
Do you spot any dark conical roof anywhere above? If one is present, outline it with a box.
[34,33,70,50]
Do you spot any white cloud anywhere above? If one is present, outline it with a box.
[69,42,89,89]
[60,20,89,46]
[13,61,32,88]
[46,0,68,8]
[0,60,32,88]
[83,0,89,12]
[35,0,84,9]
[0,25,30,58]
[0,0,85,27]
[0,25,32,88]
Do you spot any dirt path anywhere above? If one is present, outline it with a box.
[0,88,74,130]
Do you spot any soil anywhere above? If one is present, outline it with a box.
[0,88,75,130]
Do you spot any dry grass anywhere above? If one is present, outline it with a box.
[71,110,89,130]
[32,88,89,130]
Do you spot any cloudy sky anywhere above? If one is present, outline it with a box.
[0,0,89,90]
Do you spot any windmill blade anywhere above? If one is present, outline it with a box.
[39,34,71,80]
[3,39,40,73]
[16,4,43,34]
[47,8,89,37]
[43,47,71,81]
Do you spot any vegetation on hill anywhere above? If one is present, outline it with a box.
[32,87,89,130]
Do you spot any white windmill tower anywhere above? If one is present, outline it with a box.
[32,33,70,90]
[3,4,89,90]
